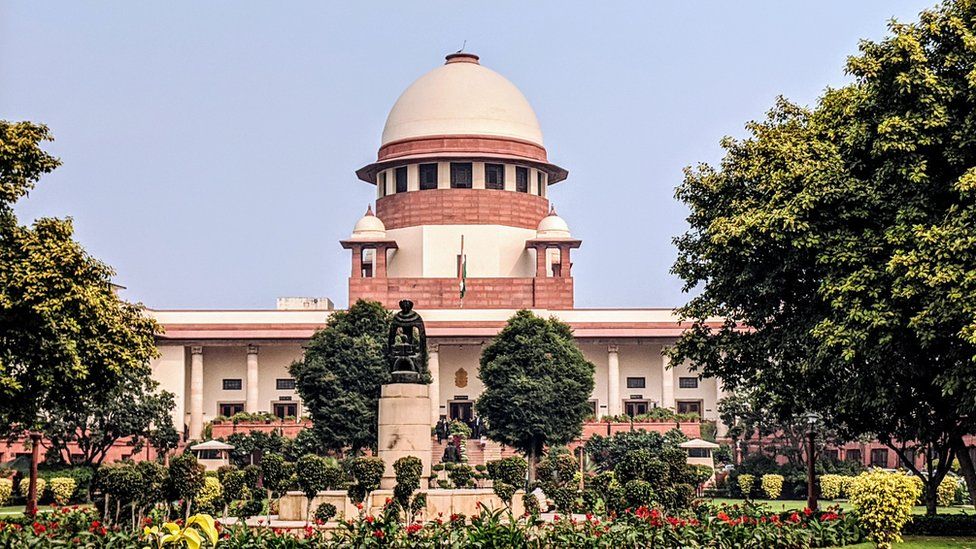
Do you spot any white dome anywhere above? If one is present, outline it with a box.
[351,207,386,240]
[536,209,571,239]
[381,54,544,147]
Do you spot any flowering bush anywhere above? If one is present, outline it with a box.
[820,474,852,500]
[48,477,77,506]
[938,476,959,507]
[848,469,921,548]
[0,506,136,546]
[761,474,784,499]
[737,473,755,499]
[194,476,223,515]
[0,478,11,506]
[17,477,45,500]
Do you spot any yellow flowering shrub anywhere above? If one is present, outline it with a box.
[820,474,852,500]
[938,476,958,507]
[848,470,921,548]
[737,474,755,498]
[18,477,46,499]
[761,474,784,499]
[48,477,76,505]
[194,476,223,514]
[0,478,11,505]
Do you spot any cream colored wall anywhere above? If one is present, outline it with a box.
[434,344,484,414]
[671,359,721,423]
[617,344,665,405]
[152,345,187,429]
[580,344,609,415]
[386,225,537,278]
[255,344,305,414]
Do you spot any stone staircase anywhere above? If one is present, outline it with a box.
[431,438,517,467]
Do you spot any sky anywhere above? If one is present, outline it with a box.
[0,1,936,310]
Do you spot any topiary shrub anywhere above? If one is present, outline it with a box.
[169,453,205,519]
[0,478,11,505]
[194,476,223,515]
[848,470,921,548]
[487,456,527,505]
[314,502,337,523]
[522,492,540,516]
[761,474,784,499]
[392,456,424,522]
[937,476,958,507]
[48,477,76,505]
[820,474,851,500]
[737,474,755,499]
[296,455,341,525]
[448,463,474,489]
[18,477,46,500]
[624,479,654,508]
[220,469,248,519]
[347,457,385,505]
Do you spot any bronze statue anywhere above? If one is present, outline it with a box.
[387,299,427,383]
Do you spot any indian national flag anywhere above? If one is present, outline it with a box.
[459,235,467,302]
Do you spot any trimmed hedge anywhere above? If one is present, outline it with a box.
[903,515,976,537]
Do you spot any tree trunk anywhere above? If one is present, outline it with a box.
[526,445,537,485]
[952,436,976,506]
[25,432,41,517]
[923,484,938,516]
[267,489,273,523]
[185,498,192,521]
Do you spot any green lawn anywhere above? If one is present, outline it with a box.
[0,504,91,516]
[840,538,976,548]
[708,498,974,515]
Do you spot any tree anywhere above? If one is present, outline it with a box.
[169,453,205,520]
[295,454,340,526]
[669,0,976,513]
[290,299,392,455]
[0,121,161,514]
[476,310,595,482]
[41,377,176,466]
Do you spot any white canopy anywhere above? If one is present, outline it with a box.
[190,440,235,451]
[679,438,721,450]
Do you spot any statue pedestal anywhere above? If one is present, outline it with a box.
[377,383,432,489]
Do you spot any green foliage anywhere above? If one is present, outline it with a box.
[737,474,755,499]
[584,430,665,472]
[448,463,474,489]
[47,477,75,505]
[624,479,654,508]
[476,310,595,479]
[314,502,337,523]
[522,492,540,516]
[168,453,205,510]
[296,454,341,524]
[669,0,976,511]
[220,469,248,509]
[848,470,921,548]
[346,456,385,504]
[820,474,852,500]
[290,300,394,454]
[260,453,288,495]
[487,456,527,504]
[17,477,44,499]
[392,456,424,522]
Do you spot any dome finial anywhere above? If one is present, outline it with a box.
[366,204,374,216]
[548,205,557,216]
[445,52,480,65]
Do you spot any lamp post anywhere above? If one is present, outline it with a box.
[805,412,819,512]
[25,431,42,517]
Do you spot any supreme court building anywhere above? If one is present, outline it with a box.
[148,52,727,441]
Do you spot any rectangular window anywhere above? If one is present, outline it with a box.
[626,377,646,389]
[451,163,472,188]
[846,449,862,463]
[676,400,703,418]
[624,400,650,417]
[379,172,387,197]
[219,403,244,417]
[276,378,296,391]
[419,163,438,190]
[825,449,839,461]
[222,379,242,391]
[870,448,889,468]
[485,163,505,190]
[537,172,545,195]
[273,402,298,420]
[687,448,711,458]
[678,377,699,389]
[395,166,408,193]
[516,166,529,193]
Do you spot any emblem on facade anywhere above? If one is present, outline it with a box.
[455,368,468,388]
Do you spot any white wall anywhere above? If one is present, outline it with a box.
[386,225,537,278]
[152,345,186,429]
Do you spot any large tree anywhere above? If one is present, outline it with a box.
[476,310,595,482]
[0,121,164,512]
[290,299,392,455]
[669,0,976,512]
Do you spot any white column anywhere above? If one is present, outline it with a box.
[607,344,621,416]
[246,345,259,413]
[661,350,675,410]
[189,346,204,440]
[428,343,440,423]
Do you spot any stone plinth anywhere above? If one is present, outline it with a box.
[279,488,526,522]
[378,383,432,489]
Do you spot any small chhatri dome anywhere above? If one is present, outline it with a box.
[536,206,571,239]
[381,52,544,147]
[351,205,387,240]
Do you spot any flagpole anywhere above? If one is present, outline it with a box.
[459,235,465,309]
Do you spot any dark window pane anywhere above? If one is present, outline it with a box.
[395,166,408,193]
[485,163,505,190]
[451,163,472,188]
[871,448,889,467]
[626,377,645,389]
[678,377,699,389]
[219,403,244,417]
[222,379,242,391]
[537,172,544,195]
[516,167,529,192]
[688,448,710,458]
[276,378,296,391]
[379,172,387,197]
[846,449,862,463]
[419,163,438,190]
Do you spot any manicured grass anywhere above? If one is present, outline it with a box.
[0,504,91,516]
[708,498,974,515]
[840,537,976,548]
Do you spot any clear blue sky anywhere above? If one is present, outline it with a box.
[0,1,934,309]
